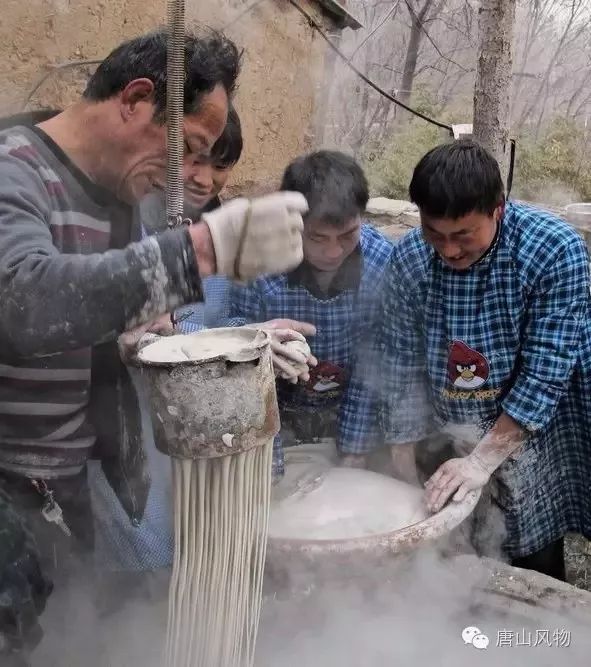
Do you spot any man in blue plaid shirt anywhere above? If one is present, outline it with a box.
[228,151,394,478]
[381,139,591,580]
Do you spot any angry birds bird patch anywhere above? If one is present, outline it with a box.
[307,361,347,394]
[447,340,489,390]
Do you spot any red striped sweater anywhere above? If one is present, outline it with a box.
[0,126,202,479]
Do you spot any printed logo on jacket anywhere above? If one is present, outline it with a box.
[443,340,501,400]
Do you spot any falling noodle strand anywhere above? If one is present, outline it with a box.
[166,439,273,667]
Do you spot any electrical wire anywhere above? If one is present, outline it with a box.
[506,139,516,199]
[20,0,454,134]
[222,0,269,31]
[21,59,103,111]
[20,0,265,110]
[286,0,453,133]
[16,1,516,204]
[346,2,400,63]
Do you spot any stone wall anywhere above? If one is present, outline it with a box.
[0,0,332,195]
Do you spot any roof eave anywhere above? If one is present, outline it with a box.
[312,0,364,30]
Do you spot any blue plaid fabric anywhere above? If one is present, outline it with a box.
[380,201,591,558]
[175,276,231,333]
[228,223,393,473]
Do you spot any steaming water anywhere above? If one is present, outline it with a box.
[33,551,591,667]
[257,586,590,666]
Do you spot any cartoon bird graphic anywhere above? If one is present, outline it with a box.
[447,340,489,389]
[308,361,346,393]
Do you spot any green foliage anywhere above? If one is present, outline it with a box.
[363,114,591,206]
[363,120,449,199]
[361,85,470,199]
[511,117,591,205]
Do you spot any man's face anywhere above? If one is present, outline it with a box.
[303,217,361,272]
[183,157,235,213]
[116,82,228,204]
[420,206,503,270]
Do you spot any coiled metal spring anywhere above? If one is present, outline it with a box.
[166,0,185,228]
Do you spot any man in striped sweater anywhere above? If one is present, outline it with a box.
[0,28,307,589]
[90,107,245,575]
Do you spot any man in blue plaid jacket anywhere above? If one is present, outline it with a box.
[228,151,394,477]
[381,139,591,580]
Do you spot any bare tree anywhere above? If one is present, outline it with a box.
[512,0,590,133]
[399,0,471,106]
[399,0,438,106]
[324,0,591,159]
[324,0,478,153]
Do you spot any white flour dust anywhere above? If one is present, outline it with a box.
[270,467,427,540]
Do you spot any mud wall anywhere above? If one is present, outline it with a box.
[0,0,332,195]
[187,0,330,195]
[0,0,164,111]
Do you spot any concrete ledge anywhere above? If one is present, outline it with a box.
[456,554,591,622]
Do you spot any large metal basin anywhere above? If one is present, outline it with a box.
[266,442,480,588]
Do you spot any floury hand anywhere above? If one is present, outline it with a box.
[425,413,526,513]
[424,453,492,512]
[245,320,317,384]
[118,313,174,365]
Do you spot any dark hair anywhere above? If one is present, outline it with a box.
[409,140,505,219]
[210,105,243,167]
[280,150,369,226]
[83,29,241,121]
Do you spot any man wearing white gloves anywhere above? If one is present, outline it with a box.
[204,195,316,385]
[0,29,306,583]
[202,192,305,282]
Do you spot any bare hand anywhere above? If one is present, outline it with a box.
[258,319,316,338]
[245,320,317,383]
[148,313,175,336]
[268,329,317,384]
[118,314,174,365]
[424,454,491,513]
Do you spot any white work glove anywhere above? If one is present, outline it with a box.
[201,192,308,281]
[424,453,492,513]
[244,320,317,384]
